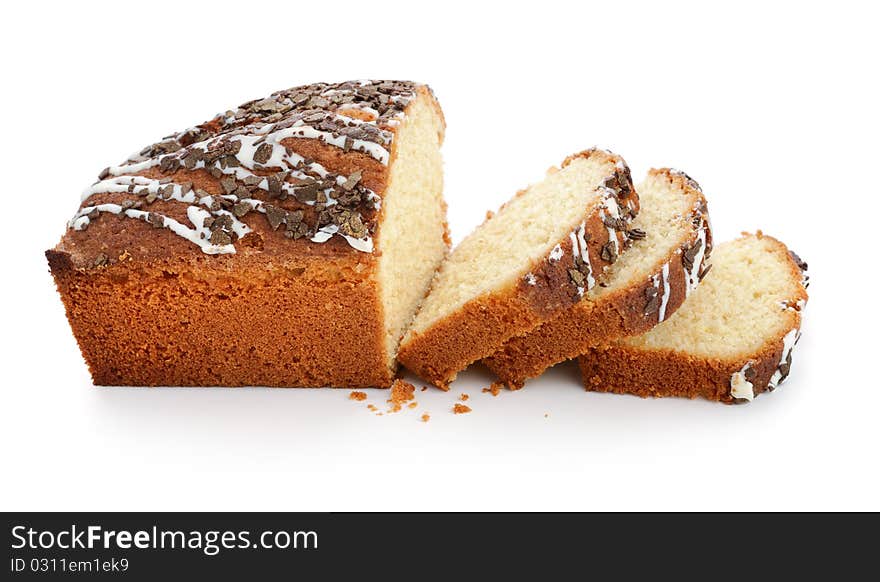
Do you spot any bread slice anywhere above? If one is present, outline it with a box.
[47,80,448,387]
[483,168,712,386]
[578,232,809,403]
[397,149,639,388]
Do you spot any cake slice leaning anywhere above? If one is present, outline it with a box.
[484,168,712,387]
[397,149,639,388]
[578,232,809,403]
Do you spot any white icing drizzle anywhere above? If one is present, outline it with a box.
[598,187,622,258]
[684,226,708,296]
[70,80,417,256]
[730,363,755,402]
[70,203,238,255]
[524,273,537,286]
[658,262,671,322]
[569,221,595,296]
[767,329,800,390]
[549,244,563,262]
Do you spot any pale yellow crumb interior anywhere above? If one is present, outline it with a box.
[589,171,698,300]
[622,235,803,358]
[377,92,447,370]
[405,154,614,337]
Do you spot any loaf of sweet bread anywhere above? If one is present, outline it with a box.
[484,168,711,386]
[47,80,448,387]
[578,233,808,403]
[397,149,639,388]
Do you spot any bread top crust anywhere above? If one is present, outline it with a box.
[50,81,443,272]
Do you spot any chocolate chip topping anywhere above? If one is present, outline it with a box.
[77,81,423,254]
[601,240,618,263]
[789,250,808,272]
[682,239,703,271]
[644,286,660,315]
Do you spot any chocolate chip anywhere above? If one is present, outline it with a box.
[789,251,808,272]
[698,263,712,281]
[601,241,618,263]
[209,229,232,245]
[253,143,273,165]
[644,287,660,315]
[342,170,362,191]
[264,204,287,230]
[626,228,647,240]
[146,212,165,228]
[232,202,251,218]
[603,215,629,231]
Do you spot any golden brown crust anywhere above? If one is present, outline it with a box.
[577,233,808,403]
[47,81,444,388]
[47,250,393,387]
[484,168,711,386]
[578,324,797,403]
[397,150,638,388]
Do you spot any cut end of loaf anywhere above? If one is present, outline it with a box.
[376,87,448,374]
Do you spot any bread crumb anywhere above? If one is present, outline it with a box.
[421,413,430,422]
[349,391,367,401]
[408,402,418,409]
[387,378,416,413]
[421,386,428,392]
[453,403,472,414]
[367,404,377,411]
[482,382,504,396]
[459,393,469,401]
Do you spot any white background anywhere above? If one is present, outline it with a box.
[1,1,877,511]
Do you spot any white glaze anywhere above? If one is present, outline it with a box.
[730,363,755,401]
[72,81,418,255]
[684,227,708,296]
[598,187,621,258]
[569,221,595,296]
[767,328,800,389]
[658,262,671,322]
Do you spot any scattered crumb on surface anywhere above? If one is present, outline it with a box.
[459,393,469,401]
[388,379,416,413]
[421,413,430,423]
[349,391,367,401]
[421,386,428,392]
[482,382,504,397]
[453,403,472,415]
[367,404,377,411]
[408,402,418,409]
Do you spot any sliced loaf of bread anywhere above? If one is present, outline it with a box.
[578,232,809,403]
[484,168,712,386]
[397,149,639,388]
